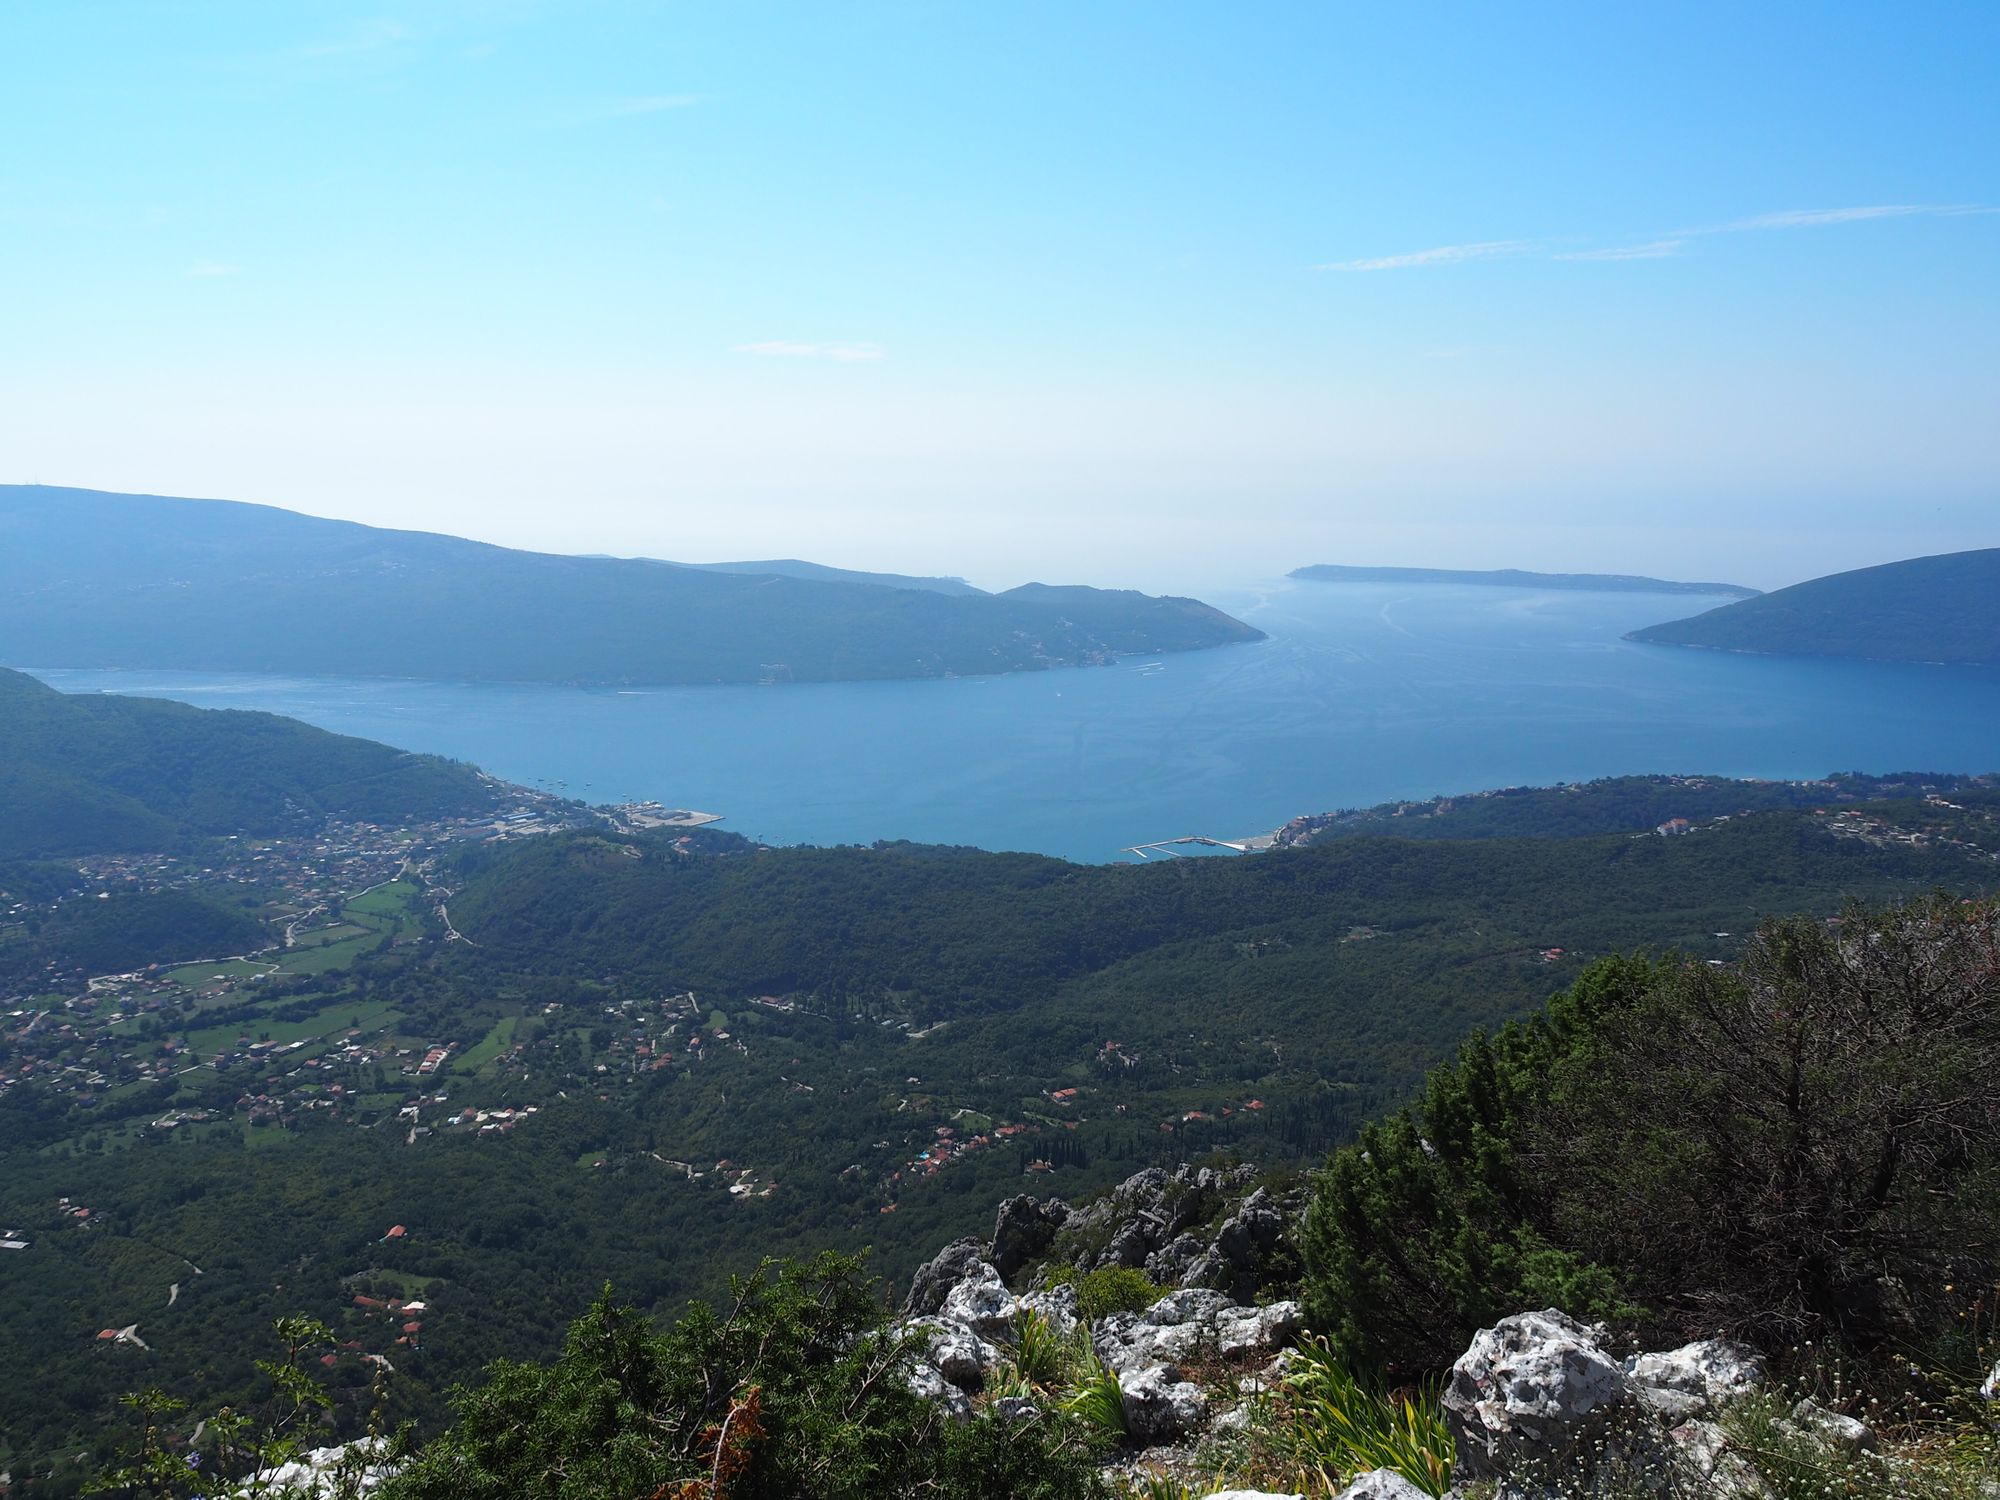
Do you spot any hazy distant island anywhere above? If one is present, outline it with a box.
[1628,547,2000,665]
[0,485,1263,687]
[1291,563,1760,597]
[663,557,985,596]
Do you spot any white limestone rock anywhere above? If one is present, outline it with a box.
[1015,1282,1081,1338]
[1214,1300,1300,1359]
[938,1260,1017,1339]
[1785,1396,1875,1454]
[905,1315,1000,1389]
[904,1358,972,1421]
[1626,1338,1764,1419]
[1331,1471,1432,1500]
[1442,1309,1633,1483]
[1121,1363,1209,1445]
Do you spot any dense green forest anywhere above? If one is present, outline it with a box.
[1628,546,2000,664]
[0,668,498,859]
[1281,770,1999,843]
[0,888,268,986]
[0,486,1261,686]
[5,777,1994,1488]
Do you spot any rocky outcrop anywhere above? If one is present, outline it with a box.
[1443,1309,1634,1484]
[894,1185,1301,1451]
[1121,1364,1209,1444]
[252,1439,397,1496]
[1092,1290,1300,1378]
[1046,1163,1289,1292]
[991,1194,1067,1280]
[1624,1337,1763,1421]
[902,1237,987,1316]
[905,1316,999,1389]
[1330,1473,1433,1500]
[938,1261,1018,1340]
[1441,1310,1895,1498]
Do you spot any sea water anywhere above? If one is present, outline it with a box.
[26,580,2000,862]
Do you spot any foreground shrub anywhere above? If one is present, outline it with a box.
[1049,1265,1165,1322]
[1279,1336,1453,1496]
[1302,895,2000,1375]
[378,1252,1106,1500]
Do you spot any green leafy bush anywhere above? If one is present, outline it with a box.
[1048,1264,1164,1322]
[378,1253,1106,1500]
[1302,896,2000,1376]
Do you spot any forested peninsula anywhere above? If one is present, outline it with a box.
[0,487,1262,687]
[1628,547,2000,665]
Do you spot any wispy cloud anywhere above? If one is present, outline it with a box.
[1319,202,1991,275]
[546,95,703,127]
[1706,203,1990,233]
[1315,239,1533,272]
[187,260,241,278]
[1555,239,1684,262]
[734,341,886,363]
[294,18,414,60]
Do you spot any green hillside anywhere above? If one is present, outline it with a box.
[3,776,1996,1482]
[0,486,1261,686]
[1628,547,2000,664]
[0,668,498,859]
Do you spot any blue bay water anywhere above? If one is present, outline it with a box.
[25,581,2000,862]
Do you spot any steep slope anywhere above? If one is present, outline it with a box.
[1293,563,1759,596]
[0,667,497,857]
[1627,548,2000,664]
[0,486,1261,685]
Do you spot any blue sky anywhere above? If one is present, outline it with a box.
[3,2,1995,590]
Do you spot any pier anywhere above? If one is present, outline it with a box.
[1120,833,1275,859]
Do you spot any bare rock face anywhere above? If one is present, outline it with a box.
[902,1237,988,1316]
[1981,1357,2000,1402]
[1329,1472,1432,1500]
[1442,1309,1634,1483]
[1014,1281,1081,1338]
[1626,1338,1765,1421]
[1120,1363,1208,1444]
[991,1194,1066,1281]
[1145,1232,1206,1285]
[938,1260,1017,1340]
[904,1316,999,1389]
[903,1359,972,1422]
[1784,1397,1875,1454]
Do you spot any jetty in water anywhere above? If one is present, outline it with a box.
[1121,833,1276,859]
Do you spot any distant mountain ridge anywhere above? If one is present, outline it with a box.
[0,486,1262,686]
[1627,548,2000,665]
[1291,563,1759,597]
[665,558,985,596]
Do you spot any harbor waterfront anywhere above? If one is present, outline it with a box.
[26,578,2000,862]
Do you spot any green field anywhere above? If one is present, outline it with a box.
[344,880,426,941]
[274,933,381,975]
[290,922,369,948]
[181,996,402,1056]
[454,1015,518,1074]
[167,957,275,987]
